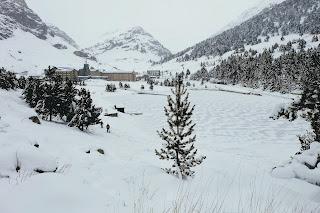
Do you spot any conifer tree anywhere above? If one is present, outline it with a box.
[17,76,27,89]
[22,77,44,108]
[155,74,205,179]
[44,66,57,78]
[0,68,18,90]
[60,78,78,122]
[68,89,102,131]
[35,76,64,121]
[23,77,35,105]
[31,79,45,108]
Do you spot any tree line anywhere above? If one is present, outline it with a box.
[192,43,320,93]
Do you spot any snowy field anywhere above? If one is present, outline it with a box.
[1,80,320,213]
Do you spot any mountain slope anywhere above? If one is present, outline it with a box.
[159,0,320,64]
[0,0,47,40]
[47,24,79,49]
[223,0,286,32]
[0,0,85,75]
[81,26,172,71]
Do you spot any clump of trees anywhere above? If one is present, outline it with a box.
[0,67,26,90]
[106,84,117,92]
[155,73,205,179]
[124,83,130,89]
[274,52,320,151]
[192,43,320,93]
[119,82,130,90]
[163,79,174,87]
[191,65,210,84]
[22,70,102,131]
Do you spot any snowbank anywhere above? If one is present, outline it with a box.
[272,142,320,186]
[0,144,58,178]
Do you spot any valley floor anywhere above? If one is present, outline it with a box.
[0,80,320,213]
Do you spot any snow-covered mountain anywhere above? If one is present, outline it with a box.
[47,24,79,49]
[0,0,85,75]
[80,26,172,71]
[0,1,172,75]
[158,0,320,67]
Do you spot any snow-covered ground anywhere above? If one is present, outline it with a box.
[1,80,320,213]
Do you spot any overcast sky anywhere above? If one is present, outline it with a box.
[26,0,263,53]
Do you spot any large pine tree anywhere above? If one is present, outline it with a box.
[155,74,205,179]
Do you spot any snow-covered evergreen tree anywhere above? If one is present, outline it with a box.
[35,76,64,121]
[22,77,44,108]
[106,84,116,92]
[44,66,57,78]
[22,77,36,106]
[68,89,102,131]
[60,78,78,122]
[17,76,26,89]
[0,68,18,90]
[155,74,205,179]
[31,79,45,108]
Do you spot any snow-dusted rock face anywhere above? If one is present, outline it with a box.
[47,24,79,49]
[81,26,172,71]
[160,0,320,63]
[0,0,48,40]
[0,0,86,75]
[0,0,78,48]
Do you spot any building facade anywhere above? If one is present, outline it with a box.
[147,70,161,78]
[53,64,136,82]
[99,72,136,81]
[54,69,79,81]
[79,63,91,76]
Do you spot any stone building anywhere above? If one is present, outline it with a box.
[79,63,91,76]
[53,64,137,82]
[53,68,78,81]
[147,70,161,78]
[99,72,136,81]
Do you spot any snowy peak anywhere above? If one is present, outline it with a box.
[87,26,171,59]
[79,26,172,70]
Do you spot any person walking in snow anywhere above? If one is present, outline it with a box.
[106,124,110,133]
